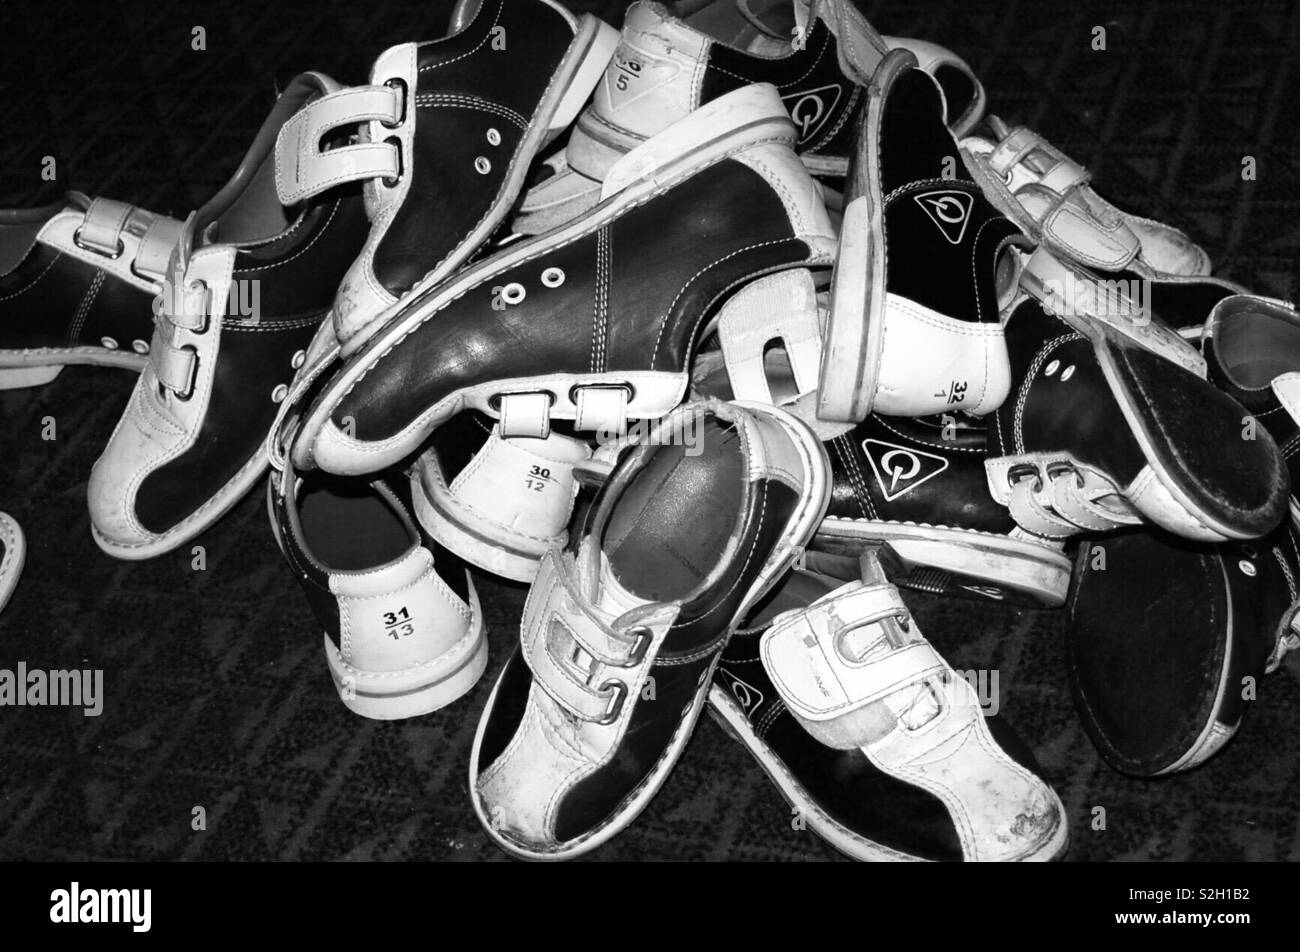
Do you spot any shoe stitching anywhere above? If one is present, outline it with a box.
[67,270,106,346]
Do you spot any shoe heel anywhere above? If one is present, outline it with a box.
[548,16,620,135]
[0,364,64,390]
[330,634,489,721]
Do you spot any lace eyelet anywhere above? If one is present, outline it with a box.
[541,267,565,289]
[475,156,492,175]
[74,227,125,259]
[595,679,628,725]
[101,336,119,350]
[500,282,526,306]
[1006,463,1043,494]
[486,128,502,147]
[291,349,306,370]
[271,384,289,404]
[620,626,652,666]
[382,136,404,188]
[132,340,150,355]
[381,78,407,129]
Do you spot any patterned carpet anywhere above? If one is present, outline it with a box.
[1,0,1298,861]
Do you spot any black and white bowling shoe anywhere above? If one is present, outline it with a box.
[1068,522,1300,776]
[987,282,1289,543]
[0,193,182,389]
[88,72,369,560]
[410,412,592,582]
[820,52,1028,423]
[291,84,837,475]
[268,453,486,721]
[469,399,830,859]
[711,549,1068,862]
[0,512,24,616]
[274,0,618,356]
[517,0,985,234]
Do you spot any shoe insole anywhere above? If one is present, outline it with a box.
[603,419,743,603]
[299,478,413,573]
[1217,305,1300,387]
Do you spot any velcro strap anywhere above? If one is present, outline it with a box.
[717,270,822,404]
[133,215,185,279]
[761,583,945,725]
[520,551,642,722]
[274,85,402,205]
[498,392,552,439]
[154,344,197,397]
[573,386,628,435]
[1040,201,1139,271]
[162,276,212,333]
[78,198,133,255]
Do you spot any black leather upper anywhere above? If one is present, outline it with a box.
[825,413,1013,534]
[373,0,576,295]
[0,223,157,353]
[333,158,814,441]
[702,18,861,164]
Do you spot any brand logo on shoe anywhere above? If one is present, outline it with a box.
[913,190,975,245]
[782,85,843,143]
[862,440,949,501]
[717,669,765,719]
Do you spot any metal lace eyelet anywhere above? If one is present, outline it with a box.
[1044,360,1060,377]
[291,349,306,370]
[486,390,556,413]
[1239,560,1257,577]
[475,156,492,175]
[595,679,629,725]
[621,626,652,667]
[132,340,150,355]
[271,384,289,404]
[500,282,526,306]
[381,78,407,129]
[382,137,404,188]
[101,336,119,350]
[173,346,199,402]
[486,128,502,147]
[74,227,125,259]
[1006,463,1043,494]
[568,381,636,404]
[541,267,565,289]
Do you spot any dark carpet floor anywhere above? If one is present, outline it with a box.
[1,0,1298,861]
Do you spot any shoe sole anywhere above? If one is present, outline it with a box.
[817,49,916,424]
[0,512,26,615]
[295,87,801,473]
[323,575,487,720]
[813,518,1071,607]
[1095,338,1280,541]
[467,401,833,861]
[0,348,146,389]
[337,14,621,359]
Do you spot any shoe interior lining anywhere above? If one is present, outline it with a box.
[298,478,414,573]
[602,418,744,603]
[683,0,791,52]
[1218,306,1300,387]
[210,152,290,246]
